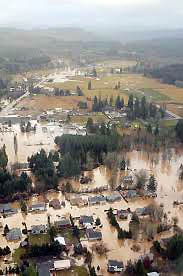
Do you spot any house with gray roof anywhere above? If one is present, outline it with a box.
[79,215,94,227]
[54,219,71,230]
[86,229,102,241]
[107,260,124,273]
[88,195,106,205]
[106,193,121,203]
[0,204,17,215]
[29,202,47,212]
[31,224,48,235]
[6,228,22,241]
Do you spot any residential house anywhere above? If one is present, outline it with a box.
[31,224,48,235]
[50,260,71,273]
[54,237,66,246]
[86,229,102,241]
[0,204,17,215]
[37,261,54,276]
[117,209,129,220]
[49,199,61,209]
[79,215,94,227]
[88,195,106,205]
[122,190,138,198]
[6,228,22,241]
[29,202,47,212]
[107,260,124,273]
[106,193,121,203]
[54,219,71,230]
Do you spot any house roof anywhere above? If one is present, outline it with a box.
[88,195,106,204]
[80,215,94,225]
[31,224,47,232]
[86,229,102,240]
[54,237,66,246]
[106,193,121,202]
[108,260,124,269]
[55,219,71,227]
[49,199,61,209]
[53,260,71,270]
[30,202,46,209]
[6,228,22,240]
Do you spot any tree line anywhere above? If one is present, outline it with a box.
[92,95,124,112]
[127,94,165,120]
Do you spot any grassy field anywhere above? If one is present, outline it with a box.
[17,95,84,115]
[46,75,128,103]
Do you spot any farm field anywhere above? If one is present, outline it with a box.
[46,75,128,103]
[17,95,85,115]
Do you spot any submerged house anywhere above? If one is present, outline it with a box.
[117,209,129,220]
[0,204,17,215]
[107,260,124,273]
[79,215,94,227]
[106,193,122,203]
[50,260,71,273]
[49,199,61,209]
[6,228,22,241]
[54,219,71,230]
[29,202,47,212]
[31,224,48,235]
[86,229,102,241]
[88,195,106,205]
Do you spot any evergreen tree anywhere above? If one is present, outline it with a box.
[175,119,183,142]
[147,175,157,193]
[57,153,80,178]
[141,96,147,119]
[128,94,134,110]
[0,145,8,169]
[86,117,94,133]
[109,96,113,106]
[88,80,92,90]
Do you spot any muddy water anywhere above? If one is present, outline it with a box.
[127,150,183,227]
[0,122,64,164]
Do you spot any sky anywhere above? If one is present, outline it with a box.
[0,0,182,30]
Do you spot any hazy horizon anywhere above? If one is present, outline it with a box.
[0,0,182,30]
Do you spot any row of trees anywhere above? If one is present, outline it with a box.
[127,94,165,120]
[55,130,120,176]
[92,95,124,112]
[0,169,32,199]
[54,85,84,97]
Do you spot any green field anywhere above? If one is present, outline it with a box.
[123,87,170,101]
